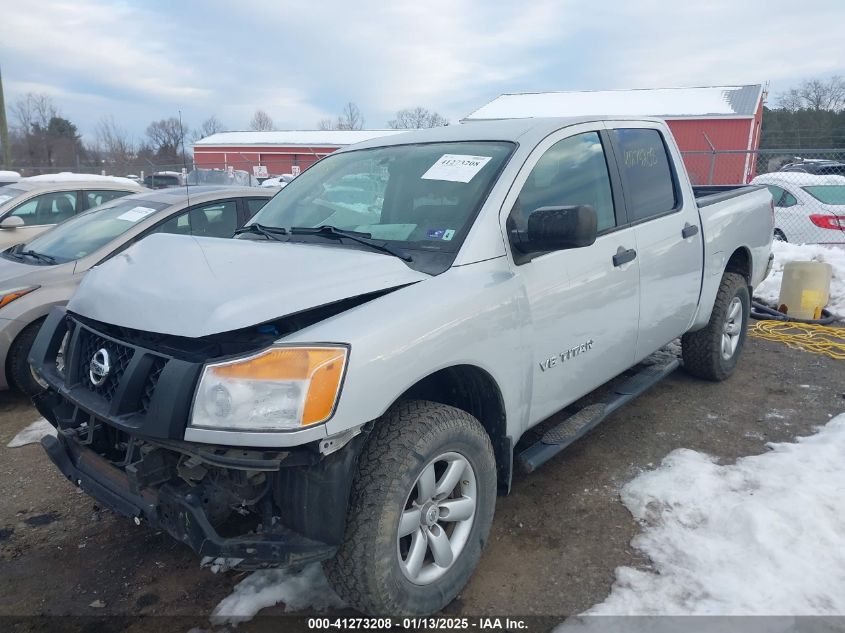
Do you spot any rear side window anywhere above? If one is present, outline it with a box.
[611,128,678,221]
[246,198,269,218]
[85,189,131,209]
[510,131,616,233]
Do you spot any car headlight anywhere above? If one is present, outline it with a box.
[0,286,39,310]
[190,345,348,431]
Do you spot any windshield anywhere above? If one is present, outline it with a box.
[0,186,25,206]
[17,198,169,263]
[249,141,514,253]
[802,185,845,205]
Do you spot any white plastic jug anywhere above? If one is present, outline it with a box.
[777,261,833,319]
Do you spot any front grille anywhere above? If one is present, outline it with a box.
[141,357,167,413]
[78,329,134,401]
[35,309,205,440]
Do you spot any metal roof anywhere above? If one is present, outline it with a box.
[465,85,764,121]
[193,130,408,148]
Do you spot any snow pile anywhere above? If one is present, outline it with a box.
[754,240,845,317]
[0,170,21,181]
[22,172,139,186]
[7,418,56,447]
[576,413,845,616]
[210,563,345,625]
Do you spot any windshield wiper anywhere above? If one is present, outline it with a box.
[234,223,288,242]
[18,249,57,264]
[289,225,412,262]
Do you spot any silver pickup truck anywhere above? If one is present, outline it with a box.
[30,116,773,616]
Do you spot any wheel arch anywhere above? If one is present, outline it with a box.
[397,364,512,494]
[725,246,752,285]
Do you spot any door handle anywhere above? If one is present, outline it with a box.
[682,223,699,238]
[612,247,637,267]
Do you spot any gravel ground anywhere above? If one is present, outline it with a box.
[0,335,842,631]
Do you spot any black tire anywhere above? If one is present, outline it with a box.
[682,272,750,381]
[7,319,46,398]
[324,400,496,615]
[774,229,787,242]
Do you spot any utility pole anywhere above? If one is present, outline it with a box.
[0,65,10,169]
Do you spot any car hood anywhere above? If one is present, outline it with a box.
[69,234,430,337]
[0,255,75,290]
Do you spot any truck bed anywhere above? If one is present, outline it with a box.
[693,184,765,207]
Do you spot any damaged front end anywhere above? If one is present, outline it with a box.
[30,307,367,570]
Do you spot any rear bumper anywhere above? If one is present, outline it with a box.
[41,428,337,570]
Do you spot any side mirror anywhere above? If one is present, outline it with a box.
[0,216,24,229]
[513,205,598,254]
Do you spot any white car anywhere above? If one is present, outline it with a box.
[751,173,845,245]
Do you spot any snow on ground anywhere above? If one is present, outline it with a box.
[7,418,55,448]
[210,563,345,625]
[22,172,139,186]
[754,241,845,317]
[565,413,845,619]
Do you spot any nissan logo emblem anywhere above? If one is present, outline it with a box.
[89,348,111,387]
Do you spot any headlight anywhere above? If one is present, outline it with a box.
[190,345,348,431]
[0,286,39,309]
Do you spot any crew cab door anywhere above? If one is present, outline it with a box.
[504,125,640,426]
[604,122,703,361]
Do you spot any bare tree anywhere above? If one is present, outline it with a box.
[250,110,274,131]
[389,107,448,129]
[146,117,188,164]
[192,115,226,142]
[11,93,56,134]
[776,76,845,111]
[96,116,135,169]
[336,102,364,130]
[316,118,336,131]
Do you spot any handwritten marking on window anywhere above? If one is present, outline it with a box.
[624,147,658,168]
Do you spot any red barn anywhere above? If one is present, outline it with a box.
[192,130,407,177]
[465,85,765,184]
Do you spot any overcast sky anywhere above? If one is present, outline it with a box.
[1,0,844,142]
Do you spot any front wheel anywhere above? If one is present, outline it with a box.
[8,320,47,398]
[681,272,750,381]
[324,400,497,615]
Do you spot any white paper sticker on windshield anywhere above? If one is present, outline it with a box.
[421,154,492,183]
[0,195,14,205]
[117,206,158,222]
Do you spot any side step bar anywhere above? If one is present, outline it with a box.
[517,358,680,473]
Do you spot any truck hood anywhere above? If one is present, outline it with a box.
[68,234,429,337]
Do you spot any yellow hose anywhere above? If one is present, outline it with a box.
[749,320,845,360]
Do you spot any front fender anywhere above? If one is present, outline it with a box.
[282,257,531,442]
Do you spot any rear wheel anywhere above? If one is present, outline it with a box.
[8,320,47,398]
[324,400,496,615]
[682,272,749,381]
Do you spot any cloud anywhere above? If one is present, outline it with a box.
[1,0,210,101]
[1,0,843,138]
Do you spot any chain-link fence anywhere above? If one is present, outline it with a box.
[681,149,845,244]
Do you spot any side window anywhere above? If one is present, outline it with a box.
[10,191,77,225]
[610,128,678,221]
[509,131,616,234]
[246,198,269,219]
[156,200,239,238]
[781,190,798,207]
[766,186,785,206]
[85,189,130,209]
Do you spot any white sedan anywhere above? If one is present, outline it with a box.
[751,173,845,245]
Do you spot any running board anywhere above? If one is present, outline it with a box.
[517,359,680,474]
